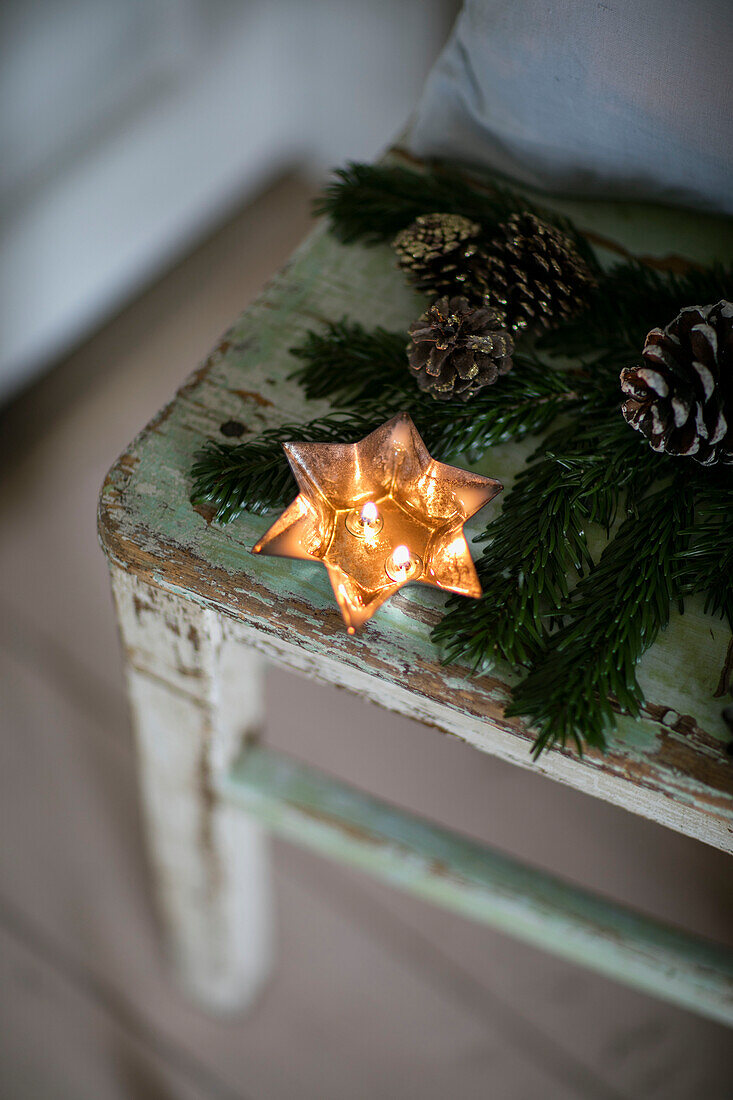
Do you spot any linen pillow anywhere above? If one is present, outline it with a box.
[407,0,733,215]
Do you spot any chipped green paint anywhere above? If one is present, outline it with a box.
[221,745,733,1026]
[99,161,733,852]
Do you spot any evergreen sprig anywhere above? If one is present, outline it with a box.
[290,320,577,458]
[191,330,576,525]
[433,400,660,675]
[676,479,733,629]
[508,478,696,755]
[191,412,381,522]
[433,457,594,672]
[539,261,733,359]
[318,165,732,347]
[193,319,580,525]
[314,162,530,245]
[290,321,409,405]
[315,162,598,272]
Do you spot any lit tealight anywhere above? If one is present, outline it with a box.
[385,543,422,583]
[346,500,383,538]
[393,544,410,569]
[360,501,379,527]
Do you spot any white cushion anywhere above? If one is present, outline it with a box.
[407,0,733,215]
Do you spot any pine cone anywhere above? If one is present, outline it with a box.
[483,212,596,333]
[620,300,733,466]
[393,214,483,297]
[407,296,514,401]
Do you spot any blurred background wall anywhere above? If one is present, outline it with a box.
[0,0,453,402]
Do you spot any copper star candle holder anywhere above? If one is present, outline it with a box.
[252,413,502,633]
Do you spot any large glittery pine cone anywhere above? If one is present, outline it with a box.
[393,213,484,297]
[407,296,514,401]
[620,300,733,466]
[482,212,596,333]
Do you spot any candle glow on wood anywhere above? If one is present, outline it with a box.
[252,413,503,632]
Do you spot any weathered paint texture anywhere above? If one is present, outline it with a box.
[112,569,272,1011]
[99,158,733,858]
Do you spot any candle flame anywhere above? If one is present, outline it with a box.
[392,544,410,569]
[360,501,378,526]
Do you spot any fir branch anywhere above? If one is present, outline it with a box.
[314,162,529,245]
[440,359,575,458]
[290,320,409,405]
[539,261,733,360]
[190,412,381,522]
[676,477,733,629]
[290,320,578,460]
[433,385,659,668]
[315,162,597,271]
[190,349,576,527]
[508,477,696,756]
[433,421,653,673]
[542,405,660,528]
[433,457,594,672]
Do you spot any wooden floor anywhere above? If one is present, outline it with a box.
[1,175,732,1100]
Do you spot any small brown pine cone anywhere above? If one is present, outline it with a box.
[393,213,483,298]
[482,212,596,333]
[620,299,733,466]
[407,296,514,402]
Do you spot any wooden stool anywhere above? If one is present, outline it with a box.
[98,166,733,1022]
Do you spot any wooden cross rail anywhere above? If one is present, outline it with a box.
[219,745,733,1027]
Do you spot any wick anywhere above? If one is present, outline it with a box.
[360,501,379,527]
[392,544,411,572]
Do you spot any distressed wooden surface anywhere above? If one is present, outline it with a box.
[98,156,733,853]
[111,568,272,1010]
[221,744,733,1026]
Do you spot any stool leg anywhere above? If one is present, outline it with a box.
[110,567,272,1012]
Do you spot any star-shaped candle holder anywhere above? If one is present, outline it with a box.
[252,413,502,632]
